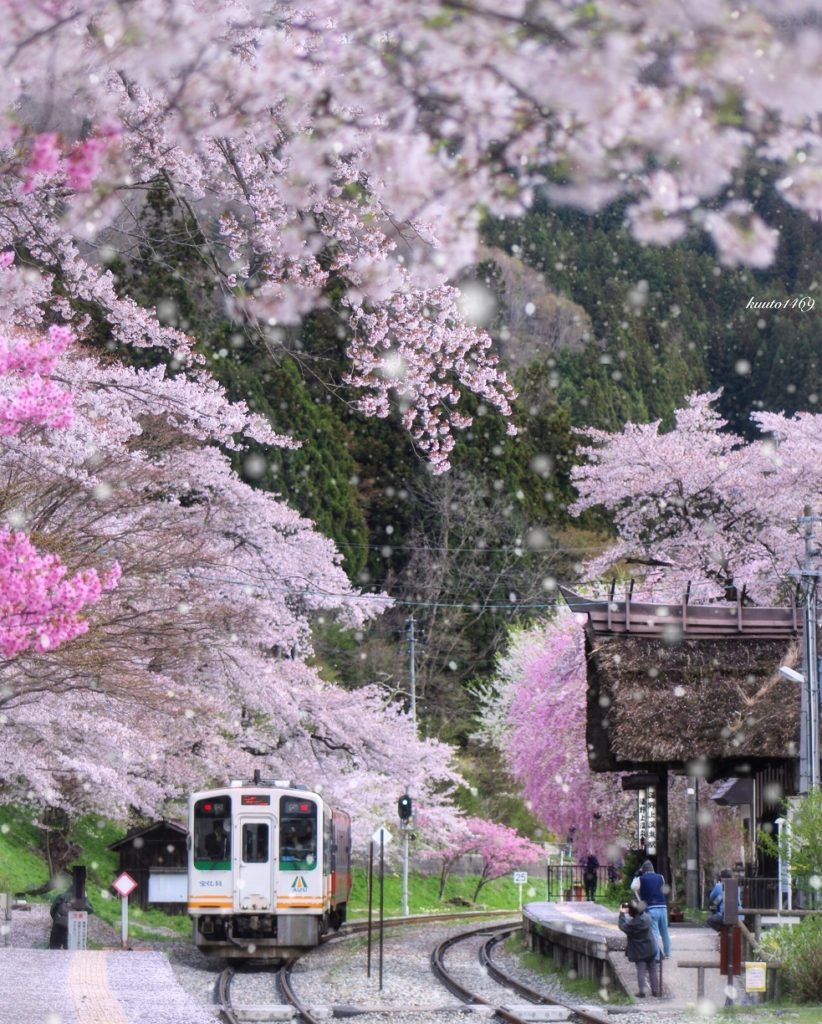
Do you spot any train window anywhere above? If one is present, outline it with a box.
[279,796,317,871]
[193,796,232,870]
[242,823,269,863]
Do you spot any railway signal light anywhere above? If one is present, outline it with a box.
[398,794,413,821]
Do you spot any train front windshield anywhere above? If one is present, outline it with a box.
[279,796,317,870]
[193,796,232,869]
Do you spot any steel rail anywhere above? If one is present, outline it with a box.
[229,910,618,1024]
[279,955,324,1024]
[279,914,522,1023]
[216,909,522,1024]
[430,921,537,1024]
[480,929,614,1024]
[216,966,240,1024]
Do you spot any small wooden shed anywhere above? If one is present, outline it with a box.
[109,820,188,913]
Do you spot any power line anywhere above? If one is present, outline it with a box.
[186,571,560,611]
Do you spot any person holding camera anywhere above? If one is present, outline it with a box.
[618,899,660,998]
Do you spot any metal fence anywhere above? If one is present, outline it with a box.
[545,864,617,900]
[739,877,779,909]
[545,868,783,909]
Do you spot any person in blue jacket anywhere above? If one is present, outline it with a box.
[708,867,743,920]
[630,859,671,960]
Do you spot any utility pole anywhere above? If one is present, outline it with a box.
[686,776,700,910]
[791,509,821,794]
[405,616,417,726]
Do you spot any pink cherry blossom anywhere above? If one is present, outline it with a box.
[1,1,820,466]
[478,608,632,856]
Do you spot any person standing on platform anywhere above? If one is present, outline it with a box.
[631,859,671,960]
[583,854,599,901]
[618,899,660,997]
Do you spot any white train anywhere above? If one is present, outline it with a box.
[187,775,352,959]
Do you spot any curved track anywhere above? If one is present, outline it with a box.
[432,923,615,1024]
[216,967,240,1024]
[217,911,620,1024]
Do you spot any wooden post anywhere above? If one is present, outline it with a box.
[656,770,670,887]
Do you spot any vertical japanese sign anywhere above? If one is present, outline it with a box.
[636,786,657,855]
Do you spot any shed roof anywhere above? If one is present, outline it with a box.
[108,819,187,851]
[711,777,754,805]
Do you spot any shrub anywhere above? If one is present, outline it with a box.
[761,915,822,1003]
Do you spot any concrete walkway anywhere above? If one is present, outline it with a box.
[526,902,753,1012]
[612,924,730,1010]
[0,948,217,1024]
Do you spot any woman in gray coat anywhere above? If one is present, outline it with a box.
[618,899,660,997]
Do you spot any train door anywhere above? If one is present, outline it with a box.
[236,814,275,912]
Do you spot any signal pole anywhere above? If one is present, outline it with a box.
[398,794,413,917]
[401,823,409,917]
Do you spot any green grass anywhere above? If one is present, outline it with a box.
[503,933,631,1005]
[349,868,542,917]
[0,807,50,893]
[0,806,536,940]
[713,1010,822,1022]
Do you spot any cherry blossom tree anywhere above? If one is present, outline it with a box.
[0,272,121,657]
[435,815,544,901]
[476,607,633,858]
[0,281,462,848]
[666,776,745,900]
[1,2,821,466]
[570,390,822,603]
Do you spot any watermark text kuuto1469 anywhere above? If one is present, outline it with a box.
[746,295,815,312]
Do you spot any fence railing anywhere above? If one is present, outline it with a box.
[546,864,617,900]
[545,869,784,910]
[740,877,779,911]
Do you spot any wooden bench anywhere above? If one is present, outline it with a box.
[676,959,720,998]
[677,957,782,1001]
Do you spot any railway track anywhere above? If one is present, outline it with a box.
[217,913,621,1024]
[432,922,614,1024]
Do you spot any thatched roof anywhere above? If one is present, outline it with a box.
[585,628,800,772]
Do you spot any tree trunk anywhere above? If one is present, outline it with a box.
[38,809,79,881]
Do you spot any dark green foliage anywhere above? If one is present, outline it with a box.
[101,184,369,577]
[484,203,718,432]
[764,916,822,1003]
[219,356,368,577]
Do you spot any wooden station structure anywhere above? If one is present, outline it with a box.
[560,585,803,885]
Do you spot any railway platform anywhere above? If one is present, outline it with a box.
[523,901,735,1010]
[0,948,218,1024]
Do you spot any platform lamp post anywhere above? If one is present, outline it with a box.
[778,664,820,794]
[786,509,822,795]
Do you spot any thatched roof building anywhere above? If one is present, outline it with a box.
[561,586,804,881]
[561,586,801,777]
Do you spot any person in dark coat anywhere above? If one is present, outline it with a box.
[49,891,72,949]
[618,899,660,997]
[49,889,93,949]
[583,854,599,901]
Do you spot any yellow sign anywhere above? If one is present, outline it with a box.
[744,962,767,992]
